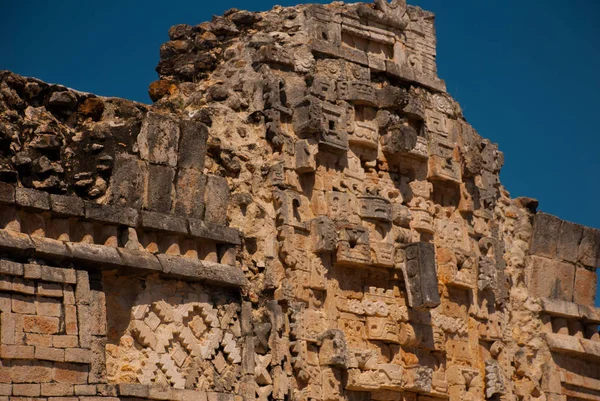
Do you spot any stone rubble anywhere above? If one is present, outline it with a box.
[0,1,599,401]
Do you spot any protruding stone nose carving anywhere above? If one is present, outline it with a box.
[374,0,407,21]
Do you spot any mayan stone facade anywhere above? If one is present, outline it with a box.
[0,1,599,401]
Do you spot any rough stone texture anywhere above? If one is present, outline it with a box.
[527,256,575,301]
[0,1,599,401]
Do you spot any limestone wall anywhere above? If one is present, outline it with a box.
[0,1,598,401]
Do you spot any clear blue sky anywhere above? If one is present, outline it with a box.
[2,1,599,302]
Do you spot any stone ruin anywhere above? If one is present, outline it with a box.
[0,1,599,400]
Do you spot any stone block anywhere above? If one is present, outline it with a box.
[75,270,91,305]
[578,304,600,322]
[0,182,15,204]
[254,43,295,66]
[556,221,583,263]
[178,119,208,169]
[12,383,41,397]
[0,293,9,312]
[117,248,162,272]
[188,219,241,245]
[25,333,52,347]
[207,392,234,401]
[109,153,148,209]
[336,224,371,267]
[35,346,65,362]
[1,345,34,359]
[10,359,53,382]
[174,168,206,219]
[527,256,575,301]
[578,227,600,268]
[31,237,71,262]
[358,196,392,222]
[0,230,35,257]
[37,282,63,297]
[400,242,441,309]
[428,136,461,183]
[50,195,84,217]
[84,202,138,227]
[89,337,107,384]
[90,291,106,336]
[309,76,337,102]
[95,382,119,395]
[74,385,97,396]
[0,260,23,276]
[12,278,36,295]
[0,294,12,316]
[66,242,123,269]
[118,383,149,398]
[40,266,77,284]
[41,383,74,396]
[0,275,12,292]
[530,213,562,258]
[77,305,92,348]
[540,297,579,318]
[273,189,307,229]
[573,267,597,306]
[15,188,50,211]
[181,390,208,401]
[148,385,172,400]
[35,298,62,317]
[23,264,42,279]
[157,254,247,287]
[0,312,16,344]
[241,336,255,374]
[23,315,60,334]
[12,294,36,314]
[63,285,75,304]
[53,362,89,384]
[0,384,10,396]
[545,332,585,354]
[338,80,377,106]
[53,335,79,348]
[140,211,187,234]
[138,111,180,166]
[295,139,317,174]
[64,348,91,364]
[64,305,78,335]
[145,164,175,213]
[310,216,337,254]
[580,337,600,358]
[204,175,230,226]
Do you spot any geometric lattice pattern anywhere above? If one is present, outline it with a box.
[105,276,241,390]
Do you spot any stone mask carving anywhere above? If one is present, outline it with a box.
[374,0,408,27]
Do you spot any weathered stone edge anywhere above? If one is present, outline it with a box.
[0,230,247,288]
[545,332,600,362]
[0,184,241,245]
[0,382,235,401]
[539,297,600,323]
[118,383,235,401]
[529,211,600,269]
